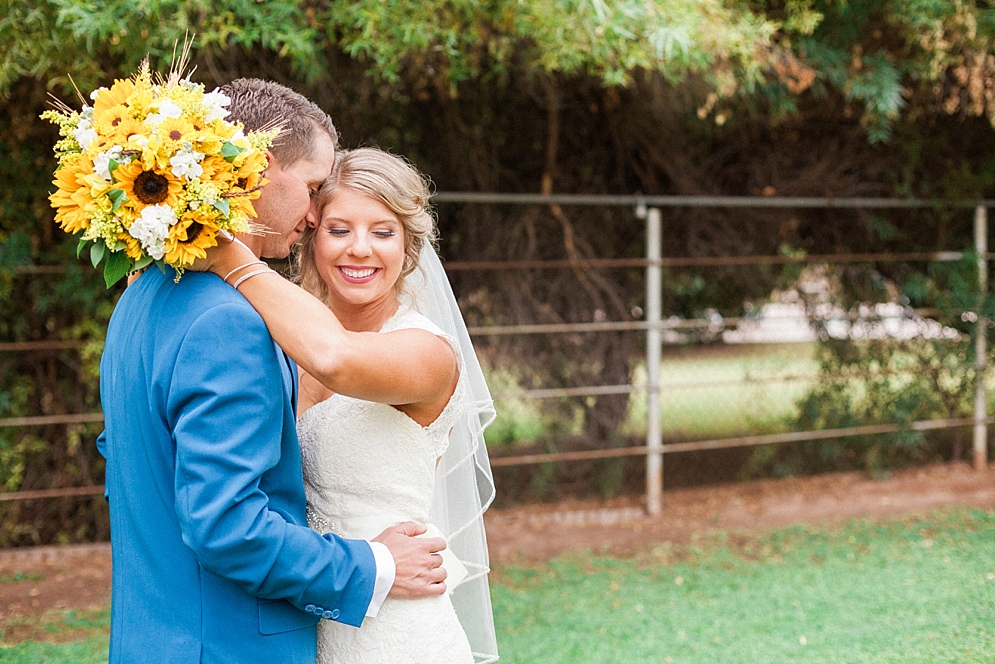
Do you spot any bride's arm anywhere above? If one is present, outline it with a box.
[205,240,456,407]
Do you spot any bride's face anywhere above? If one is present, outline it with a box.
[312,187,406,312]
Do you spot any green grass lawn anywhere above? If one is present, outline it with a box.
[5,508,994,663]
[493,507,995,663]
[0,637,108,663]
[0,607,109,663]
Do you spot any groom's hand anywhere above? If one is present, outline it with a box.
[373,522,448,599]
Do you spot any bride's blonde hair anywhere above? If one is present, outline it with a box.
[293,147,437,303]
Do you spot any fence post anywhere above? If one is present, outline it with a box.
[974,205,988,471]
[644,207,663,515]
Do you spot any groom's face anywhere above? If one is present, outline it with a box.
[253,131,337,259]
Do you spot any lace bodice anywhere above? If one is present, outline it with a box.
[296,305,466,542]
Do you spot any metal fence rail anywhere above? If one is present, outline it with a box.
[2,195,991,514]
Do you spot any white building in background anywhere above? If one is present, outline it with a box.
[721,298,961,344]
[666,267,963,345]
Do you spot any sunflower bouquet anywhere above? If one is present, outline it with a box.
[42,60,277,286]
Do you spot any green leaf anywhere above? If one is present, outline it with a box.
[212,197,231,216]
[131,254,154,272]
[107,188,127,211]
[89,241,105,268]
[221,141,243,161]
[103,250,133,288]
[76,237,90,259]
[108,158,119,183]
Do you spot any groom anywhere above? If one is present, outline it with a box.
[98,79,446,664]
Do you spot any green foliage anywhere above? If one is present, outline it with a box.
[1,0,994,538]
[3,0,994,141]
[751,240,993,478]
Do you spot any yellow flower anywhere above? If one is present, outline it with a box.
[157,117,196,151]
[227,176,267,220]
[232,148,268,181]
[93,103,129,132]
[127,85,155,119]
[116,231,145,260]
[115,161,183,210]
[49,154,94,234]
[94,105,144,146]
[164,214,219,267]
[92,78,136,119]
[43,57,275,282]
[199,156,234,185]
[194,130,224,156]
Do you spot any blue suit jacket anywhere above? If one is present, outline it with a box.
[98,268,375,664]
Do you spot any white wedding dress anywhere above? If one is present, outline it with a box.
[297,304,475,664]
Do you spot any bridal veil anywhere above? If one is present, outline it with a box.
[406,243,499,664]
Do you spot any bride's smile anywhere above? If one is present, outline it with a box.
[338,266,380,281]
[313,187,406,321]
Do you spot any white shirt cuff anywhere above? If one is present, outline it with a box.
[365,541,395,618]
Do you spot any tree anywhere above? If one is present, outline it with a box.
[1,0,995,538]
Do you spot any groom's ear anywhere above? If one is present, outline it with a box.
[263,150,278,173]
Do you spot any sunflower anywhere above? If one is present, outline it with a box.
[94,104,143,146]
[112,116,145,148]
[115,161,183,209]
[116,231,145,261]
[49,154,94,234]
[43,59,276,286]
[92,78,136,119]
[226,176,267,220]
[228,148,267,196]
[164,213,219,267]
[198,155,235,185]
[157,116,196,151]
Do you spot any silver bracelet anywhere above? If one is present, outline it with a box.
[223,261,267,283]
[232,268,275,290]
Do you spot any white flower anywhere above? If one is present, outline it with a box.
[144,98,182,126]
[93,146,125,181]
[129,204,175,260]
[202,89,231,123]
[170,149,205,181]
[90,89,105,101]
[73,118,97,151]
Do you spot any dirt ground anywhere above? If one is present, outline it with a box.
[2,461,994,643]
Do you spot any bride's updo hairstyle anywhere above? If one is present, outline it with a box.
[294,147,437,303]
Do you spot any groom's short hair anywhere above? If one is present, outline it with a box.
[221,78,338,167]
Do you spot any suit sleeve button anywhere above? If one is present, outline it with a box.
[322,611,334,619]
[330,609,340,619]
[304,604,316,613]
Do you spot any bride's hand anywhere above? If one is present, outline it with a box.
[189,231,260,281]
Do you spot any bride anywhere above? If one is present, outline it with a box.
[203,147,498,663]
